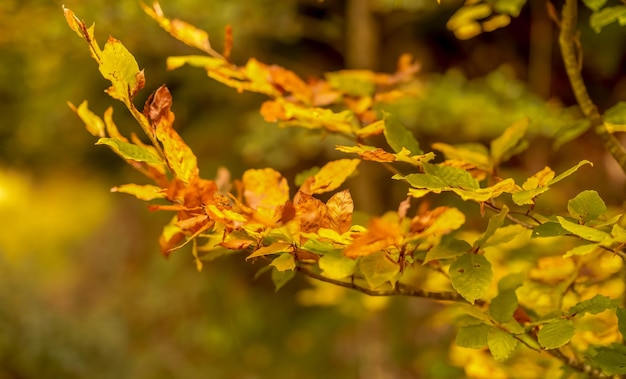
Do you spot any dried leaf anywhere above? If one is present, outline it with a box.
[325,189,354,234]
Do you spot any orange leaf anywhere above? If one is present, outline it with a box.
[336,145,395,162]
[344,218,402,258]
[310,159,360,194]
[260,100,287,122]
[147,85,199,184]
[295,191,327,233]
[325,189,353,234]
[223,24,233,60]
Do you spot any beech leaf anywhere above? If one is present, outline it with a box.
[270,253,296,272]
[359,251,401,289]
[567,190,607,224]
[99,36,143,103]
[310,159,360,195]
[383,111,422,155]
[96,138,164,165]
[246,242,294,260]
[319,250,358,279]
[449,253,492,304]
[537,319,575,349]
[487,327,518,362]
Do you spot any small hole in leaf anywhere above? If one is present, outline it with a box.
[458,269,465,274]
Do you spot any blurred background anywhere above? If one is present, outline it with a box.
[1,0,626,378]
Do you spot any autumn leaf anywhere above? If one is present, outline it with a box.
[111,183,166,201]
[325,189,354,234]
[336,144,396,162]
[344,218,402,258]
[309,159,360,195]
[99,36,144,103]
[147,85,199,185]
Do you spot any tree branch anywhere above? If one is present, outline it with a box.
[295,265,484,305]
[558,0,626,173]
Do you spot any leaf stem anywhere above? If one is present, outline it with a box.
[558,0,626,173]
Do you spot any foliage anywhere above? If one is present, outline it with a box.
[65,1,626,378]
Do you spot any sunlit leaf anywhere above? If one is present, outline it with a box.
[111,183,166,201]
[69,101,105,138]
[537,319,575,349]
[359,251,401,289]
[336,144,396,162]
[482,224,528,249]
[567,190,607,224]
[310,159,360,195]
[319,250,358,279]
[432,142,491,171]
[563,243,600,257]
[557,216,611,242]
[243,168,289,210]
[96,138,164,165]
[270,253,296,272]
[343,218,401,258]
[449,253,492,304]
[383,111,421,155]
[490,118,528,164]
[326,189,353,233]
[513,161,592,205]
[99,36,144,103]
[487,328,517,362]
[246,242,294,260]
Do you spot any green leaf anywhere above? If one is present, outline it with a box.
[270,253,296,272]
[617,308,626,338]
[383,111,422,155]
[490,118,528,164]
[99,36,143,103]
[557,216,611,242]
[537,319,575,349]
[491,0,527,17]
[513,161,593,205]
[590,6,626,33]
[582,0,607,11]
[474,205,508,248]
[604,101,626,124]
[611,224,626,243]
[482,224,528,249]
[588,344,626,375]
[325,71,376,97]
[568,295,617,317]
[431,142,491,171]
[531,222,568,238]
[96,138,164,165]
[455,324,491,348]
[487,328,518,362]
[567,190,607,223]
[449,253,493,304]
[319,250,358,279]
[359,251,400,289]
[497,272,525,292]
[271,267,295,292]
[490,289,518,323]
[563,243,600,257]
[423,237,471,264]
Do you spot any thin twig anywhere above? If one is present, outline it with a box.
[295,265,484,305]
[558,0,626,173]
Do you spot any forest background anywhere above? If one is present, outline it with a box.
[2,0,626,378]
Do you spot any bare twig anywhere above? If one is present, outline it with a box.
[558,0,626,173]
[295,265,484,305]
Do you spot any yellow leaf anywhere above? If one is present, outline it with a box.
[111,183,166,201]
[310,159,360,194]
[522,167,555,190]
[325,189,354,233]
[243,168,290,211]
[246,242,294,260]
[344,218,402,258]
[99,36,144,104]
[336,145,396,162]
[149,86,199,184]
[68,100,105,138]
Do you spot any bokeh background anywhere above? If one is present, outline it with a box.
[2,0,626,378]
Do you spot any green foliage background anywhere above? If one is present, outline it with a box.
[2,0,626,378]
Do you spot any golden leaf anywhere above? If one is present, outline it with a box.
[325,189,353,234]
[310,159,360,195]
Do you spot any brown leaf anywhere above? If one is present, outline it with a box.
[344,218,402,258]
[295,191,327,233]
[325,189,353,234]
